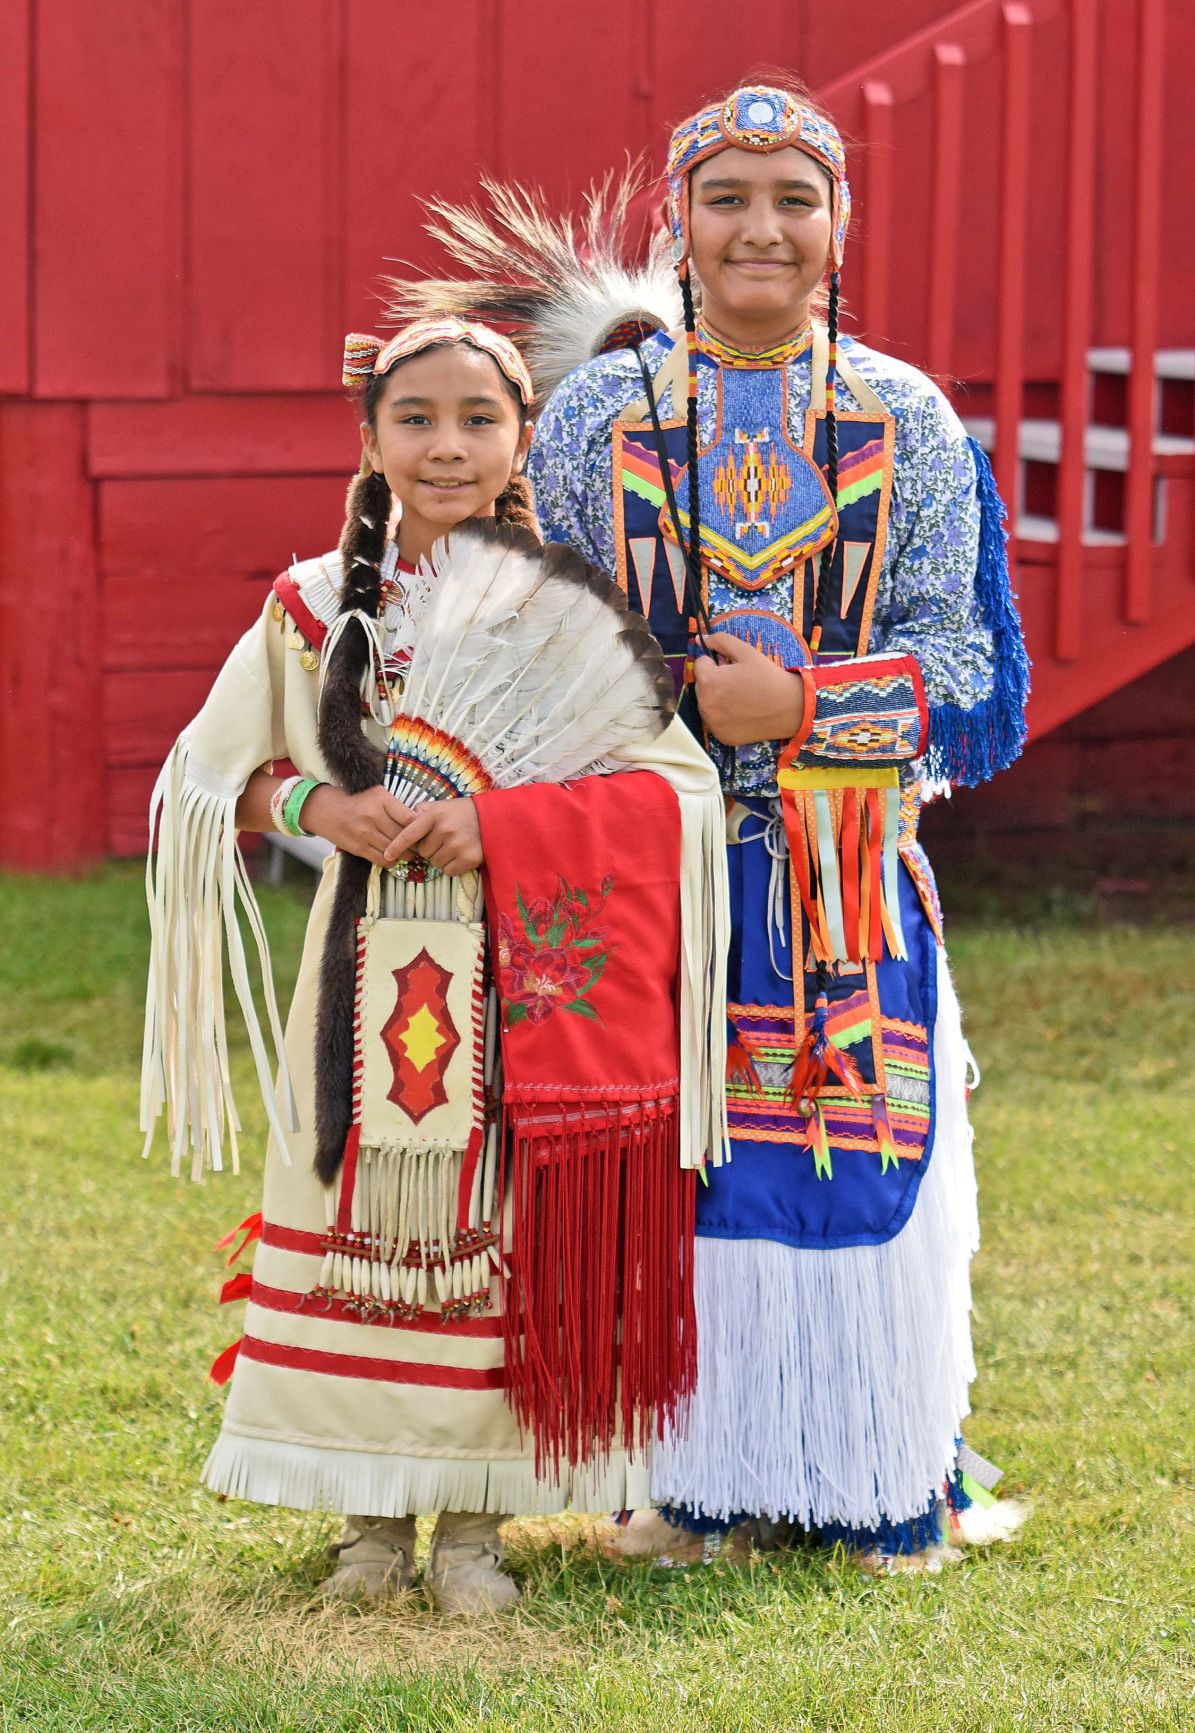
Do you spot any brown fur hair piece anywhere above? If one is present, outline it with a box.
[493,471,539,538]
[313,465,391,1183]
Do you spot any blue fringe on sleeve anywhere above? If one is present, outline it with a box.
[924,437,1031,788]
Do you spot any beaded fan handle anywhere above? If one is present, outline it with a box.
[383,714,496,808]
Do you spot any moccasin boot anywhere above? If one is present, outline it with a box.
[853,1541,964,1576]
[426,1511,520,1614]
[319,1514,418,1602]
[595,1508,709,1566]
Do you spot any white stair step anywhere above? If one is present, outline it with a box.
[1013,515,1125,546]
[964,417,1195,471]
[1086,347,1195,381]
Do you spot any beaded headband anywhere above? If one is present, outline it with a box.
[342,317,535,408]
[666,85,851,272]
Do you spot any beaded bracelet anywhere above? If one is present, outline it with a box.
[281,777,324,838]
[269,775,324,838]
[268,775,302,835]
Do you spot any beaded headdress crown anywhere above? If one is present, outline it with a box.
[666,85,851,271]
[342,317,535,408]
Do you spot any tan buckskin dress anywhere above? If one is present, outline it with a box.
[142,546,728,1517]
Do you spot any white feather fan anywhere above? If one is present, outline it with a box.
[382,520,675,807]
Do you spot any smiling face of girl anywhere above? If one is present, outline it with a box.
[362,342,533,565]
[687,144,833,347]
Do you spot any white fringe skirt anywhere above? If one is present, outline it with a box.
[650,945,980,1530]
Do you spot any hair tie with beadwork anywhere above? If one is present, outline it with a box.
[342,333,385,388]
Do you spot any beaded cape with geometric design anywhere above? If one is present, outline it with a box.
[667,364,837,590]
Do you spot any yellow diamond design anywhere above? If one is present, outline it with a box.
[400,1004,447,1073]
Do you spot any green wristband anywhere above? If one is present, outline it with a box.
[282,778,323,838]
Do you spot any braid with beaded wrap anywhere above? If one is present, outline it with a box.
[809,270,841,656]
[808,271,842,1002]
[679,267,739,782]
[679,269,703,620]
[313,463,393,1181]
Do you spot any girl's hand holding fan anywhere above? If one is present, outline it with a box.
[384,797,483,877]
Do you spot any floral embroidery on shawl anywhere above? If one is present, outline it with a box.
[496,875,615,1027]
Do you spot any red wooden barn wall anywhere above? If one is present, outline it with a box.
[1,0,1193,865]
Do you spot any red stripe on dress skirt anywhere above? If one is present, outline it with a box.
[238,1333,505,1389]
[260,1219,325,1256]
[248,1279,503,1338]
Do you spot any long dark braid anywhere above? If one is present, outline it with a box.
[810,269,842,1003]
[679,265,737,784]
[317,464,392,794]
[679,268,704,625]
[809,269,841,656]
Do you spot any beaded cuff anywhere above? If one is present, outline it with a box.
[269,775,322,839]
[790,654,927,768]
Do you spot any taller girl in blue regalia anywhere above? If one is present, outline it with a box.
[386,80,1030,1566]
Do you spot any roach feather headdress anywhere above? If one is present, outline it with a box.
[381,164,683,402]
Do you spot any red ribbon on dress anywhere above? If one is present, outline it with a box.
[214,1211,262,1266]
[208,1338,242,1385]
[219,1271,253,1305]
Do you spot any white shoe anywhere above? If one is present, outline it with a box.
[426,1511,520,1615]
[319,1514,417,1602]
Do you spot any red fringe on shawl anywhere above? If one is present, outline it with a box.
[502,1090,696,1476]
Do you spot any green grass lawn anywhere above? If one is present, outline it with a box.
[1,865,1192,1731]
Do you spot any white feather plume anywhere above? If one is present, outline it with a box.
[386,522,675,805]
[953,1499,1030,1546]
[382,166,683,401]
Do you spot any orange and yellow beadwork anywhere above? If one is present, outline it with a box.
[384,715,496,806]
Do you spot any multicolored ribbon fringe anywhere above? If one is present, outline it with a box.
[777,764,908,965]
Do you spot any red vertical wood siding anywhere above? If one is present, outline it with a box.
[33,0,183,399]
[1054,0,1097,662]
[187,1,344,392]
[342,0,483,334]
[1,0,1193,866]
[0,403,106,867]
[0,0,31,396]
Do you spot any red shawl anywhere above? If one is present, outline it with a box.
[474,770,696,1472]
